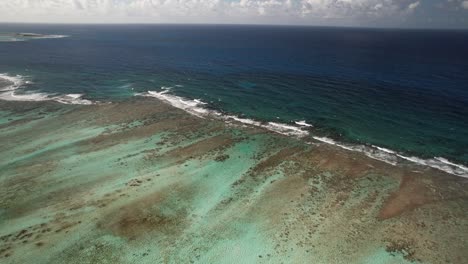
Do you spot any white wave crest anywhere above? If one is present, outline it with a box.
[266,122,308,137]
[0,91,50,101]
[140,88,468,178]
[0,73,94,105]
[0,90,93,105]
[142,90,209,117]
[52,94,94,105]
[0,73,24,91]
[141,90,309,137]
[312,136,468,178]
[312,136,398,165]
[295,120,313,127]
[395,155,468,177]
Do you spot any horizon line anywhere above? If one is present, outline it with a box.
[1,21,468,31]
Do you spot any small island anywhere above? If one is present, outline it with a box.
[0,32,68,42]
[14,32,46,37]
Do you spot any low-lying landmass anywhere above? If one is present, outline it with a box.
[0,98,467,263]
[0,33,67,42]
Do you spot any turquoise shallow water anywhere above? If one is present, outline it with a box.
[1,24,468,264]
[0,24,467,172]
[0,99,467,263]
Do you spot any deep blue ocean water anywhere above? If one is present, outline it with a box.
[1,24,467,167]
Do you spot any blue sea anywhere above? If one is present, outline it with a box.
[1,24,467,176]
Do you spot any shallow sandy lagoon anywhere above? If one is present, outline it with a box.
[0,98,467,263]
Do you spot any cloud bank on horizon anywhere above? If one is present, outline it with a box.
[0,0,467,28]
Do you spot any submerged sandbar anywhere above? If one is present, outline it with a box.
[0,98,467,263]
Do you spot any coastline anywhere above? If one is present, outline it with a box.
[0,98,467,263]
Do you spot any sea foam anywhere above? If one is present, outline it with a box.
[0,73,94,105]
[311,136,468,178]
[141,89,307,137]
[295,120,313,127]
[140,88,468,178]
[0,73,24,91]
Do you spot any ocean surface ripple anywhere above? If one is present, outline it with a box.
[1,24,467,177]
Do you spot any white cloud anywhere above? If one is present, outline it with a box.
[462,1,468,9]
[408,1,420,10]
[0,0,436,25]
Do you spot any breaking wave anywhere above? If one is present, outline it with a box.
[0,73,94,105]
[140,88,468,178]
[1,76,466,178]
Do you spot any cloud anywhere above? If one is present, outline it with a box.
[462,1,468,9]
[0,0,449,25]
[407,1,420,10]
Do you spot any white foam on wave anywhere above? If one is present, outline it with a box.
[0,90,50,101]
[141,88,468,178]
[223,115,260,126]
[52,93,94,105]
[141,89,309,137]
[142,90,209,117]
[312,136,398,165]
[0,73,94,105]
[312,136,468,178]
[0,90,93,105]
[194,99,207,105]
[372,145,396,154]
[395,155,468,178]
[0,73,24,91]
[295,120,313,127]
[435,157,468,171]
[265,122,308,137]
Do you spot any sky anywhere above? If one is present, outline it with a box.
[0,0,467,28]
